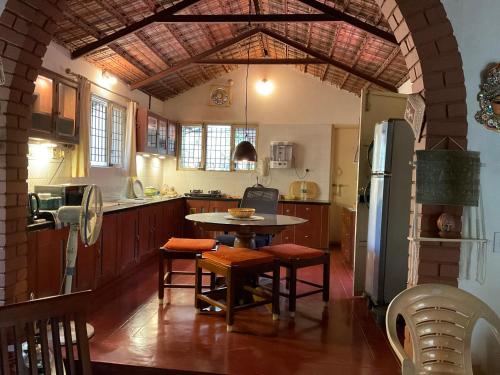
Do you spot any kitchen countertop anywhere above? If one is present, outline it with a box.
[184,196,331,205]
[27,195,330,232]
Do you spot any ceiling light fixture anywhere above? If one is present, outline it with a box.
[101,70,117,85]
[233,0,258,163]
[256,79,274,96]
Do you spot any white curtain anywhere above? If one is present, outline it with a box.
[71,77,91,178]
[123,101,137,177]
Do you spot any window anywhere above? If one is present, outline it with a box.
[90,95,126,167]
[206,125,231,171]
[179,124,203,169]
[178,124,257,171]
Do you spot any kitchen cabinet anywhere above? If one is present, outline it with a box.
[27,228,67,299]
[31,68,79,144]
[75,238,99,292]
[136,107,177,156]
[341,208,356,268]
[98,213,119,286]
[184,199,329,249]
[138,205,157,261]
[117,209,138,273]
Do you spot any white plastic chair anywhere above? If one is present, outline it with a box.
[386,283,500,374]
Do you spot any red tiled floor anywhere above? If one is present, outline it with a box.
[88,249,401,374]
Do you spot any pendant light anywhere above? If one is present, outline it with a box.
[233,0,258,162]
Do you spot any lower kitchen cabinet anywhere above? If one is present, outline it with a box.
[184,199,329,249]
[28,198,186,296]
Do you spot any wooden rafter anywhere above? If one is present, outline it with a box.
[261,28,397,92]
[197,58,325,64]
[362,46,400,90]
[71,0,202,59]
[321,25,342,81]
[131,28,261,90]
[340,35,369,90]
[296,0,396,45]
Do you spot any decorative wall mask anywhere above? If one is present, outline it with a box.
[209,85,231,107]
[404,93,426,140]
[475,63,500,131]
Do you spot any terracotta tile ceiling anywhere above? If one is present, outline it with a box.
[53,0,409,100]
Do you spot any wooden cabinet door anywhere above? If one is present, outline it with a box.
[295,204,322,248]
[158,118,168,155]
[138,205,156,260]
[154,202,170,248]
[167,122,177,156]
[28,228,66,298]
[270,203,284,245]
[280,203,296,244]
[75,238,99,292]
[341,208,355,267]
[98,213,118,285]
[172,199,185,237]
[117,209,138,273]
[208,200,238,238]
[185,199,210,238]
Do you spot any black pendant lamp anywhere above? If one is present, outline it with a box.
[233,0,257,163]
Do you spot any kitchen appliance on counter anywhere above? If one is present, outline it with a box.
[27,192,56,231]
[34,184,88,206]
[365,119,414,306]
[185,189,223,198]
[270,141,293,168]
[288,181,319,200]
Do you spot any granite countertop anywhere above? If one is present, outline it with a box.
[184,196,331,205]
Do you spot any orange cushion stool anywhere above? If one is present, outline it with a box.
[163,237,216,252]
[260,243,324,261]
[203,245,274,267]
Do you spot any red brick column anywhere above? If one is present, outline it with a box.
[375,0,467,286]
[0,0,66,305]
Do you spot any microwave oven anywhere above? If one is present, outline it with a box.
[34,184,88,206]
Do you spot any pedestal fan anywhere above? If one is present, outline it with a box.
[56,184,103,340]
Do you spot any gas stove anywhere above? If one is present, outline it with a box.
[185,189,223,198]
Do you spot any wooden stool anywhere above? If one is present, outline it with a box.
[195,245,280,332]
[159,237,217,303]
[260,244,330,317]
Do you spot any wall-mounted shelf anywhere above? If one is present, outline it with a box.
[408,237,487,243]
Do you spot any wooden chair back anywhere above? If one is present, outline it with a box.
[0,291,92,375]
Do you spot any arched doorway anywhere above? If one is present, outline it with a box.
[0,0,467,304]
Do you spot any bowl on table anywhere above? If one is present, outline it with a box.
[228,208,255,219]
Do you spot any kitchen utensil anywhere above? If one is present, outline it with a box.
[228,207,255,218]
[27,193,40,224]
[144,186,159,197]
[288,181,319,200]
[132,180,144,198]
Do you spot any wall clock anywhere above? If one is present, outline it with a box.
[209,85,231,107]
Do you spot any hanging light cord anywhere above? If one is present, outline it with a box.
[244,0,251,140]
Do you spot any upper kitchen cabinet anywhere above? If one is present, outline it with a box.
[31,69,80,144]
[136,106,177,156]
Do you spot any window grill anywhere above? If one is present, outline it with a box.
[110,105,125,166]
[90,96,108,167]
[206,125,231,171]
[180,125,203,169]
[234,127,257,171]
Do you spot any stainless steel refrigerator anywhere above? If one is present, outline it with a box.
[365,119,414,306]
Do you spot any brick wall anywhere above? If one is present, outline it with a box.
[0,0,66,305]
[375,0,467,286]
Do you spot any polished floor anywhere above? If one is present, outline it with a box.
[88,249,400,374]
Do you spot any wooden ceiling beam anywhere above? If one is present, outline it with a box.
[141,14,344,23]
[131,27,261,90]
[362,45,400,90]
[261,28,397,92]
[71,0,202,59]
[295,0,397,45]
[340,35,369,90]
[197,58,325,64]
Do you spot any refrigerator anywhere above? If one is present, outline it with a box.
[364,119,414,306]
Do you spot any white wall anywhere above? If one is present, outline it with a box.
[27,42,165,200]
[443,1,500,372]
[163,66,360,199]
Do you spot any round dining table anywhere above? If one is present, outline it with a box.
[185,212,307,249]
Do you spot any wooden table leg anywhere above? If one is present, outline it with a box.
[233,232,256,249]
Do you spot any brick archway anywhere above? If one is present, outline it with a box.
[0,0,66,304]
[375,0,467,286]
[0,0,466,304]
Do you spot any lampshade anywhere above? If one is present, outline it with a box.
[233,140,257,162]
